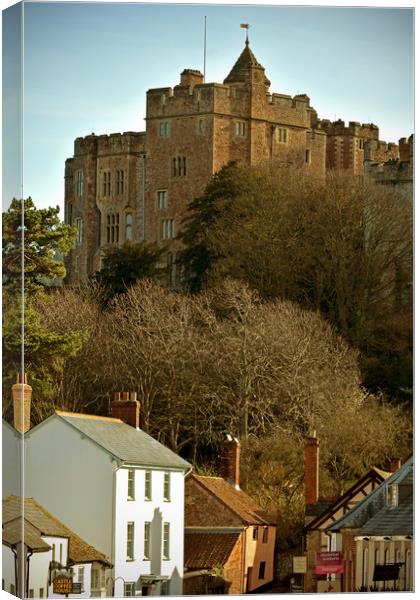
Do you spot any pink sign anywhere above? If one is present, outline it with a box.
[315,551,344,575]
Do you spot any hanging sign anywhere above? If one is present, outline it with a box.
[53,577,73,594]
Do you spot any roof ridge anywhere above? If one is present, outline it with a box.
[55,410,123,423]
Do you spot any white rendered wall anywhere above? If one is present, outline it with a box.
[2,421,22,498]
[113,468,185,597]
[2,544,16,595]
[24,417,115,560]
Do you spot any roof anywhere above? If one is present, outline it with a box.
[224,42,270,86]
[3,518,50,553]
[305,467,391,531]
[328,457,413,535]
[184,531,240,570]
[190,475,276,526]
[54,411,191,471]
[2,496,111,566]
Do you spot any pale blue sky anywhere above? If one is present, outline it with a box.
[2,2,414,213]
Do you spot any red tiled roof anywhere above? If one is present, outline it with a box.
[184,532,240,570]
[191,475,277,525]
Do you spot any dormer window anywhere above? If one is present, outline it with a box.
[387,483,399,508]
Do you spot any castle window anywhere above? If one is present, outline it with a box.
[161,219,176,240]
[125,213,133,241]
[159,122,170,137]
[75,217,83,245]
[157,190,168,209]
[102,171,111,196]
[235,121,246,137]
[198,118,206,134]
[276,127,288,143]
[258,561,266,580]
[107,213,120,243]
[75,170,84,197]
[305,149,311,164]
[66,202,73,225]
[116,170,125,194]
[359,139,364,150]
[172,157,186,177]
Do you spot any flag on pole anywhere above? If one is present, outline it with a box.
[240,23,249,29]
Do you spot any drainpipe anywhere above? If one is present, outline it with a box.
[26,549,33,597]
[12,546,18,595]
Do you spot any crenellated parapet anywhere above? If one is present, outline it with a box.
[318,118,380,140]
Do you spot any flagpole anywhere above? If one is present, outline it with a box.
[203,16,207,83]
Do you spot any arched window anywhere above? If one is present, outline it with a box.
[125,213,133,241]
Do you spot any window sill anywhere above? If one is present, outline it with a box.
[126,558,135,563]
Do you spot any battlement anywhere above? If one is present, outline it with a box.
[399,134,414,161]
[318,118,380,139]
[74,131,146,156]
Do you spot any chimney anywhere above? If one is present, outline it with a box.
[111,391,140,429]
[389,458,401,473]
[220,435,241,490]
[305,430,320,506]
[180,69,204,87]
[12,373,32,433]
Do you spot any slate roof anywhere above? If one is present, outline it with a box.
[3,518,51,553]
[54,412,191,471]
[328,457,413,536]
[3,496,111,566]
[184,531,240,570]
[224,43,270,86]
[191,475,277,526]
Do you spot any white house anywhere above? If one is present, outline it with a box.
[2,495,111,598]
[16,389,191,597]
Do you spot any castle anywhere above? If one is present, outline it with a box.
[64,42,412,283]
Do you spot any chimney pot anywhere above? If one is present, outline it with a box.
[114,392,121,402]
[130,392,137,401]
[122,391,130,401]
[12,373,32,433]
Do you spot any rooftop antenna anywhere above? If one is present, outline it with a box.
[240,23,250,45]
[203,16,207,83]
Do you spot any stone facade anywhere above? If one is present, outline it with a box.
[64,42,407,282]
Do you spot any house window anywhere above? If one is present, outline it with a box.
[91,569,100,590]
[172,156,186,176]
[145,471,152,500]
[161,219,176,240]
[362,547,368,587]
[160,122,170,137]
[116,170,125,195]
[162,522,170,559]
[144,522,151,559]
[78,566,84,585]
[127,522,135,560]
[75,217,83,245]
[75,170,84,197]
[29,590,34,598]
[235,121,246,137]
[39,588,44,598]
[275,127,288,143]
[102,171,111,196]
[262,527,268,543]
[107,213,120,243]
[124,582,136,597]
[253,527,258,540]
[163,473,171,501]
[387,483,398,508]
[125,213,133,241]
[157,190,168,209]
[258,561,266,579]
[127,469,135,500]
[305,149,311,164]
[198,118,205,134]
